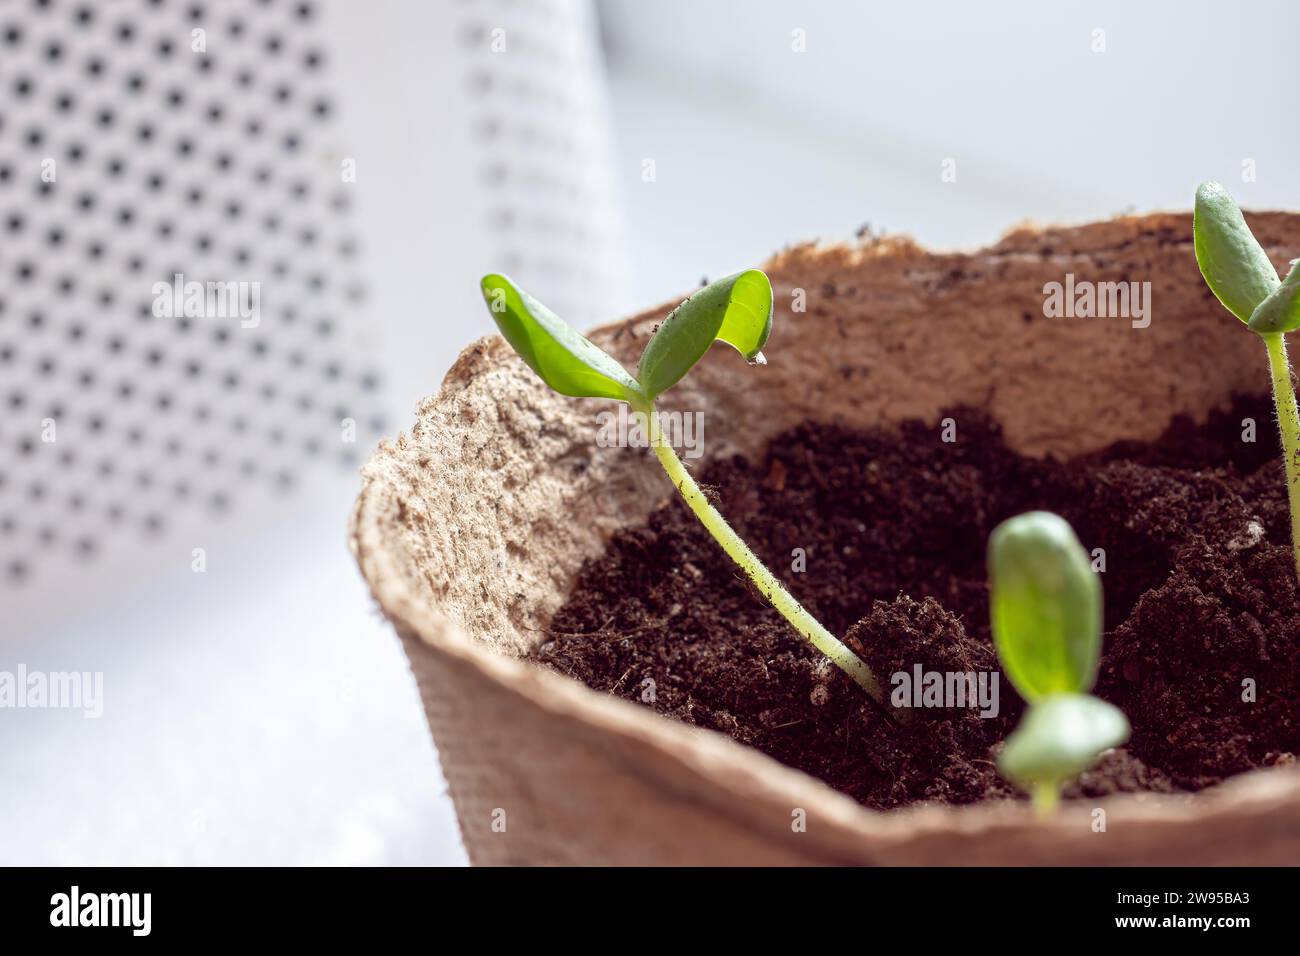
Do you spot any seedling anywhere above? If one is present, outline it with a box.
[988,511,1130,816]
[1194,182,1300,580]
[479,271,885,705]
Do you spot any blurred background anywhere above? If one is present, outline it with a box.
[2,0,1296,865]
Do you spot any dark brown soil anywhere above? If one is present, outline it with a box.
[536,396,1300,810]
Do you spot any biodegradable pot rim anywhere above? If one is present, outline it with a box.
[352,217,1300,864]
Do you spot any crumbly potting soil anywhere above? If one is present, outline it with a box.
[536,395,1300,810]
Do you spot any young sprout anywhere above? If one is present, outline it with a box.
[1195,182,1300,581]
[480,272,885,705]
[989,511,1130,816]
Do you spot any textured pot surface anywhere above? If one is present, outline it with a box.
[351,213,1300,865]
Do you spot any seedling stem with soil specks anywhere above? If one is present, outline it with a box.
[1195,181,1300,581]
[637,396,883,698]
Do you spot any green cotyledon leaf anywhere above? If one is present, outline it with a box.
[1194,181,1279,324]
[480,274,643,403]
[988,511,1102,703]
[997,693,1130,789]
[1248,259,1300,334]
[636,270,773,400]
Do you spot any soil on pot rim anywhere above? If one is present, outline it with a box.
[536,395,1300,811]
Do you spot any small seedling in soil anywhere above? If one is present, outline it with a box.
[479,271,886,704]
[1195,181,1300,580]
[988,511,1130,815]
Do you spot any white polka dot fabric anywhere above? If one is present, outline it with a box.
[0,0,385,586]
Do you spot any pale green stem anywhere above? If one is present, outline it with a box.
[635,400,885,706]
[1031,782,1060,818]
[1262,332,1300,582]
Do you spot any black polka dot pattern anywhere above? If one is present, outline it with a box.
[0,0,384,585]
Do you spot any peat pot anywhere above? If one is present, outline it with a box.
[350,213,1300,865]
